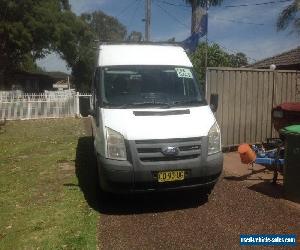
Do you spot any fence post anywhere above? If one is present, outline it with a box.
[20,102,24,119]
[37,100,41,119]
[75,92,80,117]
[89,95,93,110]
[47,96,51,118]
[13,102,17,120]
[271,70,277,138]
[1,102,5,120]
[27,102,31,120]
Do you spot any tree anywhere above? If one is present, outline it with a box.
[190,42,248,84]
[59,14,97,91]
[127,31,143,42]
[0,1,127,90]
[277,0,300,33]
[81,11,127,41]
[185,0,223,34]
[70,11,127,91]
[229,53,248,68]
[0,0,73,84]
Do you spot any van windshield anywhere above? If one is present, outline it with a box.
[101,66,206,108]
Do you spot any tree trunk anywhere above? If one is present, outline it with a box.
[191,1,206,34]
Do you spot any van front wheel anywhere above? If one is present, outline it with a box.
[198,183,215,196]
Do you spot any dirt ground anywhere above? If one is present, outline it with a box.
[80,119,300,249]
[96,168,300,249]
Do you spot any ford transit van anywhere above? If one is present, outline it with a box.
[91,43,223,194]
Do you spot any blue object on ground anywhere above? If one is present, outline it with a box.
[255,158,284,166]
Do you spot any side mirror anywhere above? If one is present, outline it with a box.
[210,94,219,113]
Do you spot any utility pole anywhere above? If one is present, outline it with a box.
[205,0,208,71]
[145,0,151,41]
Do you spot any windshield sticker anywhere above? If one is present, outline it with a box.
[129,74,141,80]
[175,68,193,78]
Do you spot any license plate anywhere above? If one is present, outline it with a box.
[158,171,185,183]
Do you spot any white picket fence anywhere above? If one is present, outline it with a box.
[0,91,92,120]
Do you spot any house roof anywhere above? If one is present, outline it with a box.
[43,71,70,79]
[250,46,300,69]
[15,70,70,80]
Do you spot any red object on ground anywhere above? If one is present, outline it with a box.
[272,102,300,131]
[238,144,256,164]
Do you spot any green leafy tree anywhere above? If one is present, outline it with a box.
[20,53,44,73]
[60,15,96,91]
[70,11,127,91]
[0,0,72,84]
[0,1,127,90]
[229,52,248,68]
[190,42,248,84]
[277,0,300,33]
[127,31,143,42]
[81,11,127,41]
[185,0,223,34]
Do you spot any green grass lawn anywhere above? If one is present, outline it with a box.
[0,118,98,249]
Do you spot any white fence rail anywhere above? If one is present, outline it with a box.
[0,91,92,120]
[0,90,24,100]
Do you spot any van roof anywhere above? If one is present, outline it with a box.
[98,43,193,67]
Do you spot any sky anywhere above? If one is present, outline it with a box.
[37,0,300,73]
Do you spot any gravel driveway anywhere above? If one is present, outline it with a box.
[81,119,300,249]
[96,176,299,249]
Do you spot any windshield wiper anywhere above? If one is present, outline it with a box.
[104,101,171,108]
[172,100,205,106]
[131,101,171,108]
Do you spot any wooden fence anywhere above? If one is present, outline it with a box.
[0,91,92,120]
[206,67,300,148]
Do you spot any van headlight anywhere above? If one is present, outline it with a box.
[106,127,127,160]
[208,122,221,155]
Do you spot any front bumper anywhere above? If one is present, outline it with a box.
[97,151,223,193]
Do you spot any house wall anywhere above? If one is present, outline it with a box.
[13,74,54,92]
[206,67,300,148]
[0,72,68,92]
[276,64,300,71]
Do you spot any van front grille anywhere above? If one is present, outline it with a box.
[135,137,202,162]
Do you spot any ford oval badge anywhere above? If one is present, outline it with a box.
[162,146,179,156]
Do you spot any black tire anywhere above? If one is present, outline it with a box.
[198,183,215,196]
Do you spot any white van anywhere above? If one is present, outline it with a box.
[91,43,223,194]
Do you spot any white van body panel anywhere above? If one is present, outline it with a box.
[102,106,215,141]
[98,45,193,67]
[91,44,223,193]
[92,110,106,158]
